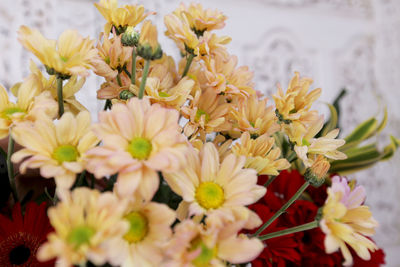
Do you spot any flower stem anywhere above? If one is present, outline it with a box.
[7,133,18,202]
[253,181,310,237]
[57,77,64,117]
[263,175,277,187]
[131,48,136,85]
[258,220,318,241]
[182,53,194,78]
[138,59,150,99]
[103,99,111,111]
[116,73,122,87]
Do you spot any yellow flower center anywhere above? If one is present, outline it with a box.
[127,137,152,160]
[1,107,25,119]
[195,109,210,123]
[67,226,95,248]
[53,145,79,163]
[190,237,218,267]
[60,56,68,62]
[124,212,148,243]
[302,138,311,146]
[195,182,224,210]
[158,91,170,97]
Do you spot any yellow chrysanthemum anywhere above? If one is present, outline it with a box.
[320,176,378,266]
[232,132,290,175]
[163,142,266,221]
[273,71,321,125]
[18,26,97,77]
[85,98,188,200]
[37,188,129,266]
[137,20,162,60]
[11,111,99,191]
[0,77,57,139]
[91,33,133,79]
[164,218,263,267]
[181,88,231,140]
[165,13,199,53]
[94,0,152,34]
[106,199,175,267]
[230,95,279,138]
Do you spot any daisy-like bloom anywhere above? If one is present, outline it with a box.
[91,33,133,80]
[0,202,54,267]
[85,98,188,200]
[320,176,378,266]
[18,26,97,77]
[230,94,280,138]
[232,132,290,175]
[163,142,266,221]
[107,199,175,267]
[164,13,199,54]
[273,72,321,125]
[37,188,129,266]
[94,0,153,34]
[202,53,255,97]
[164,218,264,267]
[0,78,58,139]
[137,20,162,60]
[173,3,227,34]
[294,116,347,168]
[11,111,99,191]
[181,88,231,139]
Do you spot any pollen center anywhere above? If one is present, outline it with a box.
[53,145,79,163]
[124,212,148,243]
[67,226,95,248]
[190,237,217,267]
[195,109,210,123]
[158,91,170,97]
[1,107,25,119]
[195,182,224,210]
[127,137,152,160]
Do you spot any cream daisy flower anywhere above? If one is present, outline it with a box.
[107,199,175,267]
[320,176,378,266]
[18,26,97,77]
[85,98,188,200]
[232,132,290,175]
[0,76,57,139]
[11,111,98,191]
[37,188,129,267]
[163,142,266,221]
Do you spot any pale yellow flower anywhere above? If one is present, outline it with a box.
[320,176,378,266]
[164,13,199,54]
[18,26,97,77]
[0,77,57,139]
[137,20,162,60]
[95,0,153,34]
[37,188,129,267]
[107,199,176,267]
[232,132,290,175]
[181,88,231,139]
[163,142,266,221]
[273,71,321,125]
[11,111,98,191]
[164,218,263,267]
[230,95,279,138]
[86,98,188,200]
[91,33,133,79]
[174,3,227,33]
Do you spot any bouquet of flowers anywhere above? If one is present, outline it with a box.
[0,1,399,266]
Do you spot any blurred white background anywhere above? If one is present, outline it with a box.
[1,0,399,265]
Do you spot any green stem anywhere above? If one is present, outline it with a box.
[259,220,318,241]
[116,73,122,87]
[103,99,111,111]
[57,77,64,117]
[182,53,194,78]
[131,48,136,85]
[76,171,86,187]
[7,133,18,202]
[263,175,277,187]
[138,59,150,99]
[287,151,298,163]
[253,181,310,237]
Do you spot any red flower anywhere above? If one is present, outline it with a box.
[0,202,54,266]
[352,243,385,266]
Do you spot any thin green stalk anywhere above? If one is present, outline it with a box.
[263,175,277,187]
[138,59,150,99]
[76,171,86,187]
[57,77,64,117]
[259,220,318,241]
[182,53,194,78]
[131,48,136,85]
[7,133,18,202]
[253,181,310,237]
[122,66,131,78]
[116,73,123,87]
[103,99,111,111]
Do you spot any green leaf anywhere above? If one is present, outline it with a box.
[341,118,377,151]
[320,103,338,137]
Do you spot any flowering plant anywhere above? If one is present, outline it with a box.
[0,1,399,266]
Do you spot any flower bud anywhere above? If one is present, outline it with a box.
[304,155,329,187]
[121,26,139,47]
[137,21,163,60]
[119,89,135,100]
